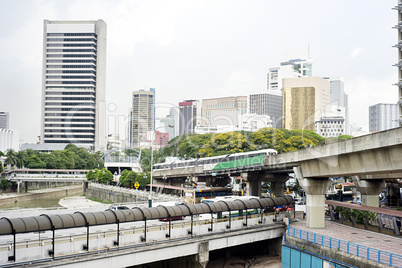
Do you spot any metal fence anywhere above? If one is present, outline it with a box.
[287,226,402,268]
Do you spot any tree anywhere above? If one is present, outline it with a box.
[136,172,150,189]
[50,150,75,169]
[86,169,98,181]
[40,153,58,169]
[97,168,113,184]
[0,178,10,192]
[119,169,138,187]
[199,132,252,157]
[278,136,315,153]
[15,150,27,169]
[249,128,286,150]
[4,149,17,168]
[25,155,46,169]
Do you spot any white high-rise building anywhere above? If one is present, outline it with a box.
[130,89,155,147]
[267,47,313,92]
[369,103,398,132]
[0,112,9,129]
[40,20,107,152]
[326,77,350,135]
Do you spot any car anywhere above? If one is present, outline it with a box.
[108,205,130,210]
[159,216,185,221]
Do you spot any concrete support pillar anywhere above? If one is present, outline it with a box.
[352,176,385,207]
[24,181,28,193]
[267,237,282,256]
[191,176,199,187]
[194,241,209,268]
[294,167,332,228]
[270,174,288,197]
[270,182,284,197]
[17,181,21,194]
[241,173,262,197]
[82,181,88,193]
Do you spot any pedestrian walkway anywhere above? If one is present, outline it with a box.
[290,219,402,256]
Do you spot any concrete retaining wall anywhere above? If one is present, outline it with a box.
[86,187,144,203]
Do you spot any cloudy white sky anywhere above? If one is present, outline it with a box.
[0,0,397,145]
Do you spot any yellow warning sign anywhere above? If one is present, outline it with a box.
[134,182,140,189]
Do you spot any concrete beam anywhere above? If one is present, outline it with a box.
[37,225,285,268]
[298,146,402,178]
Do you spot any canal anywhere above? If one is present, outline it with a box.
[1,193,81,210]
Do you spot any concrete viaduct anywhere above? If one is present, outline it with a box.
[154,127,402,229]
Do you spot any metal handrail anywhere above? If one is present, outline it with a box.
[286,226,402,267]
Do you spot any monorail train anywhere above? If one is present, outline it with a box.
[153,149,277,172]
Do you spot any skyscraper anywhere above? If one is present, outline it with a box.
[369,103,398,132]
[130,89,155,147]
[249,93,282,128]
[0,112,9,129]
[179,100,201,135]
[40,20,107,152]
[267,47,313,92]
[328,77,349,134]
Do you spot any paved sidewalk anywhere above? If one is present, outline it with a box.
[290,219,402,255]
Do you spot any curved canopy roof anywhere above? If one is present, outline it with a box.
[0,195,293,236]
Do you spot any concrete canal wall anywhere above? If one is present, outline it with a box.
[86,183,182,204]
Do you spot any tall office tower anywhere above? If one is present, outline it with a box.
[369,103,398,132]
[157,115,176,141]
[202,96,247,127]
[267,47,313,92]
[394,2,402,126]
[282,77,330,131]
[40,20,107,152]
[169,107,180,138]
[0,112,9,129]
[179,100,201,135]
[249,93,282,128]
[130,89,155,147]
[327,77,350,134]
[267,64,302,92]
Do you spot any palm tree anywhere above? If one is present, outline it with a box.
[5,149,17,169]
[15,151,26,169]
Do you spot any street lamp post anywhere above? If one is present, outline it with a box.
[148,125,173,207]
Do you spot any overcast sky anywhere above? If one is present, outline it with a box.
[0,0,397,146]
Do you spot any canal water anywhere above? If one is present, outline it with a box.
[1,193,81,211]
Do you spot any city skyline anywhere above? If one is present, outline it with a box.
[0,1,397,145]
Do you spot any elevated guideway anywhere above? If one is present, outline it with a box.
[153,127,402,229]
